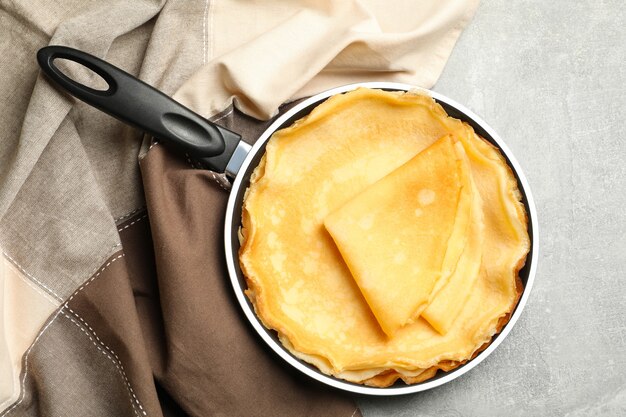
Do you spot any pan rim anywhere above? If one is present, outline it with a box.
[224,82,539,396]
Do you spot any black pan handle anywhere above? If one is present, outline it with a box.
[37,45,242,173]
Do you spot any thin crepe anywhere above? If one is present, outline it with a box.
[239,88,529,386]
[324,135,472,336]
[422,169,484,335]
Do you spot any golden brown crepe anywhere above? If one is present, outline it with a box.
[324,135,472,336]
[421,169,484,335]
[239,88,530,386]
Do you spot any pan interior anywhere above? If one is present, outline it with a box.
[225,84,536,394]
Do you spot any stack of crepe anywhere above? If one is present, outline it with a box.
[240,88,530,386]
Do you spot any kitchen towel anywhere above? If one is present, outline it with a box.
[0,0,479,415]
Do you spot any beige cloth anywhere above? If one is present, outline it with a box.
[175,0,479,118]
[0,0,478,415]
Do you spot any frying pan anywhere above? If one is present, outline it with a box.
[37,45,538,396]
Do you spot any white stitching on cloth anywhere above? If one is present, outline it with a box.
[210,107,233,123]
[0,254,131,417]
[139,134,231,191]
[203,0,210,64]
[1,252,63,302]
[61,311,146,416]
[61,312,139,416]
[208,0,215,62]
[183,151,230,192]
[139,140,161,161]
[115,207,146,224]
[185,153,198,169]
[209,171,230,191]
[117,214,148,233]
[66,254,124,303]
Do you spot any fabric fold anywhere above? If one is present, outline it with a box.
[0,0,165,219]
[174,0,479,119]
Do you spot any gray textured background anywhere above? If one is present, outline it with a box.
[359,0,626,416]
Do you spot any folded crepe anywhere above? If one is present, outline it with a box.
[421,170,484,335]
[239,88,529,386]
[324,135,472,336]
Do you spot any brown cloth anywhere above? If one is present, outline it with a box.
[0,0,478,415]
[139,122,359,417]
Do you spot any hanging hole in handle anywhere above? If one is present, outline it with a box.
[53,58,112,93]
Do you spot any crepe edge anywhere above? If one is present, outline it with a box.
[359,272,524,387]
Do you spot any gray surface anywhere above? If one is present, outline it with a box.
[359,0,626,416]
